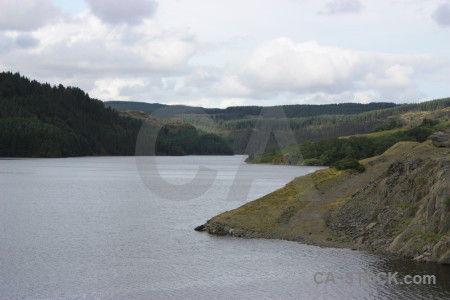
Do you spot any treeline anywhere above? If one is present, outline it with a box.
[247,118,445,171]
[106,101,398,120]
[0,72,141,157]
[155,123,233,155]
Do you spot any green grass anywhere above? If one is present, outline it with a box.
[311,168,345,185]
[214,178,309,232]
[414,174,428,186]
[391,217,413,235]
[210,166,349,235]
[421,232,445,244]
[435,120,450,131]
[339,128,404,139]
[399,203,412,209]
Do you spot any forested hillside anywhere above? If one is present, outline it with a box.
[0,72,235,157]
[218,98,450,153]
[0,72,141,157]
[247,117,450,168]
[4,72,449,158]
[108,98,450,154]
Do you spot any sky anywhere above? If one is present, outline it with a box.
[0,0,450,108]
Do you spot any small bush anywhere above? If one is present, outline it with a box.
[414,174,427,186]
[333,157,366,173]
[405,127,433,142]
[421,118,440,127]
[285,149,303,165]
[445,197,450,210]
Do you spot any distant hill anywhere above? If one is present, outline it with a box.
[105,100,399,120]
[107,98,450,154]
[105,101,168,114]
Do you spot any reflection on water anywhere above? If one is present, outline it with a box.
[0,156,449,299]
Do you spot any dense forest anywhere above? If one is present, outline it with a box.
[155,123,233,155]
[0,72,235,157]
[0,72,142,157]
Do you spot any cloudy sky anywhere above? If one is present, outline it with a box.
[1,0,450,107]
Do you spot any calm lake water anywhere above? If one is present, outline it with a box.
[0,156,449,300]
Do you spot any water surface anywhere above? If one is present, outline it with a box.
[0,156,449,299]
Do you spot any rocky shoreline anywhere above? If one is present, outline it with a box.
[196,134,450,265]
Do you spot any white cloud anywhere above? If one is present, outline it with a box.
[1,0,449,107]
[350,90,380,104]
[4,11,196,76]
[0,0,61,30]
[236,39,359,94]
[85,0,158,25]
[320,0,362,15]
[184,68,219,88]
[15,33,40,48]
[215,76,253,97]
[365,65,414,89]
[432,1,450,26]
[131,27,196,70]
[0,32,40,54]
[220,38,441,102]
[90,78,146,100]
[0,8,197,106]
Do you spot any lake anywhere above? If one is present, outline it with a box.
[0,156,449,299]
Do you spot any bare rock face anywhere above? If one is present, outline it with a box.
[328,153,450,264]
[429,129,450,147]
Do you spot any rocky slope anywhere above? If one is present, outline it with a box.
[196,137,450,264]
